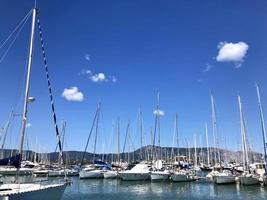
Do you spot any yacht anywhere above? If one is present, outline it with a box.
[239,172,259,185]
[79,164,104,179]
[150,160,170,181]
[213,170,236,184]
[103,170,118,179]
[171,169,196,182]
[119,163,150,181]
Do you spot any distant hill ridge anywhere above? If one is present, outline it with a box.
[0,145,262,165]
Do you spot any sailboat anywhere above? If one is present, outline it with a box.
[170,116,196,182]
[255,84,267,185]
[150,92,170,181]
[237,95,259,185]
[200,123,212,172]
[207,93,223,179]
[103,118,120,179]
[0,4,68,200]
[79,103,106,179]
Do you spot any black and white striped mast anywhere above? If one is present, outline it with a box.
[17,5,37,181]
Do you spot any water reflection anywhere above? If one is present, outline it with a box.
[3,176,267,200]
[63,177,267,200]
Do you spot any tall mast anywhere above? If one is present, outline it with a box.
[205,123,210,166]
[194,134,197,167]
[238,95,249,171]
[157,92,161,160]
[171,116,176,161]
[117,118,120,164]
[139,107,143,160]
[211,93,220,165]
[92,103,100,161]
[152,92,160,161]
[16,7,36,182]
[175,113,179,156]
[19,7,36,165]
[256,84,267,172]
[187,140,191,163]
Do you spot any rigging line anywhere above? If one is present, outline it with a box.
[0,9,32,50]
[122,120,130,154]
[99,105,107,154]
[0,11,32,64]
[93,106,100,161]
[36,13,64,166]
[81,105,99,164]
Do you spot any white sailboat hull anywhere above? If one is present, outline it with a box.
[239,175,259,185]
[33,170,48,177]
[103,171,118,179]
[171,173,196,182]
[79,170,103,179]
[0,167,33,176]
[0,183,67,200]
[48,170,65,177]
[150,171,169,181]
[213,175,236,184]
[119,172,150,181]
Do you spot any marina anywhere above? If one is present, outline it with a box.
[1,0,267,199]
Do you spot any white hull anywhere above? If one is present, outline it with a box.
[239,175,259,185]
[171,173,196,182]
[0,168,33,176]
[103,171,118,179]
[150,172,169,181]
[33,170,48,177]
[0,183,67,200]
[79,170,103,179]
[120,172,150,181]
[48,170,65,177]
[213,175,236,184]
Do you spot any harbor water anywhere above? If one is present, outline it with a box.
[61,177,267,200]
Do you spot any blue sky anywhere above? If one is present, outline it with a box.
[0,0,267,154]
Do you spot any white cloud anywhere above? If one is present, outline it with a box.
[80,69,117,83]
[153,109,165,116]
[26,123,32,128]
[216,41,249,68]
[84,54,90,61]
[89,73,106,82]
[62,87,84,102]
[79,69,92,75]
[110,76,117,83]
[203,63,213,72]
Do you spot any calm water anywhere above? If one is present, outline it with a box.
[62,177,267,200]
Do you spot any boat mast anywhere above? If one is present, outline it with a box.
[17,6,36,178]
[139,107,143,161]
[157,92,162,160]
[256,84,267,172]
[175,113,179,156]
[152,92,160,161]
[205,123,210,166]
[92,104,100,161]
[171,116,176,161]
[211,93,220,165]
[194,134,197,167]
[117,118,120,164]
[238,95,249,171]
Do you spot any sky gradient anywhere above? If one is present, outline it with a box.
[0,0,267,154]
